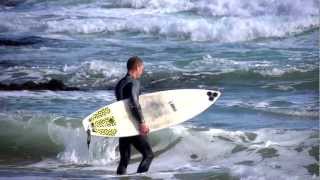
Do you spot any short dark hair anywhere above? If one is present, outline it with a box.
[127,56,143,71]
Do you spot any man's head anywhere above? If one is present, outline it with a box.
[127,56,144,79]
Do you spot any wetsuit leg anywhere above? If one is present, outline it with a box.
[117,137,131,175]
[131,135,154,173]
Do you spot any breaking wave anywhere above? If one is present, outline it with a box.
[0,0,318,42]
[0,111,318,178]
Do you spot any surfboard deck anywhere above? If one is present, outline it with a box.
[82,89,221,137]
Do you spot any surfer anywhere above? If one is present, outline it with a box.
[115,56,154,175]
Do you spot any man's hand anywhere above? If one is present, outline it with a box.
[139,123,150,136]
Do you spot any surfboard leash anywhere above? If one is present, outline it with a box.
[87,129,91,149]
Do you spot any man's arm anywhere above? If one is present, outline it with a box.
[128,82,144,124]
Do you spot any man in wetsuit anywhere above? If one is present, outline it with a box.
[115,56,154,175]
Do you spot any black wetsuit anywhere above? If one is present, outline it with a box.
[115,73,154,175]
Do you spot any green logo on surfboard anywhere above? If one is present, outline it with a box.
[89,107,118,136]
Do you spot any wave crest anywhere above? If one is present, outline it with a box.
[0,0,318,42]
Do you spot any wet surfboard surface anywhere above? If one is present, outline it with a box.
[82,89,221,137]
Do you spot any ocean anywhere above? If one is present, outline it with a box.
[0,0,319,179]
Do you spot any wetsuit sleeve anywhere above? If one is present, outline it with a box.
[128,82,145,124]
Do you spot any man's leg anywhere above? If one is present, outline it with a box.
[116,137,131,175]
[131,135,154,173]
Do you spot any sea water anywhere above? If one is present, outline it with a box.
[0,0,319,179]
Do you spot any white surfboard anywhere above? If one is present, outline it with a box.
[82,89,221,137]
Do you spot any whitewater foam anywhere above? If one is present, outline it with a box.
[116,0,319,16]
[0,111,317,179]
[1,0,318,42]
[43,14,318,42]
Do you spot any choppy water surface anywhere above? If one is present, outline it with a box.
[0,0,319,179]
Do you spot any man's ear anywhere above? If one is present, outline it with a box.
[136,65,141,72]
